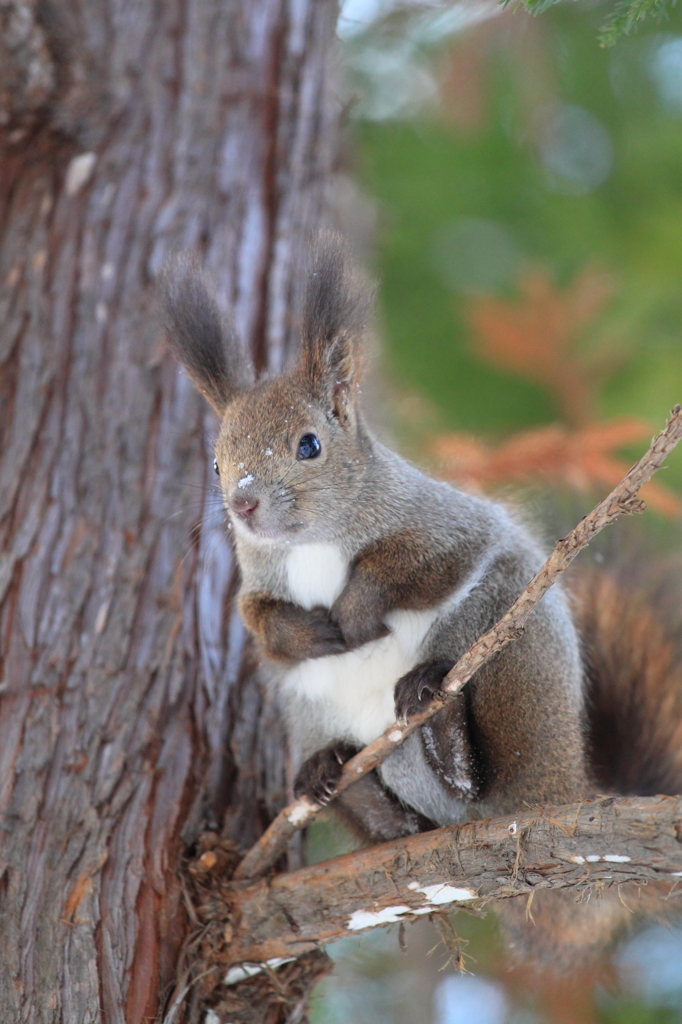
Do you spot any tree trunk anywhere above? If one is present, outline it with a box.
[0,1,342,1020]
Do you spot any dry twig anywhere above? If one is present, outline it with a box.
[234,405,682,881]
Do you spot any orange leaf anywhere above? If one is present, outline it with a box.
[433,419,682,517]
[468,269,614,427]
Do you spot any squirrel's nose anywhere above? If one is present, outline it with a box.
[232,494,260,520]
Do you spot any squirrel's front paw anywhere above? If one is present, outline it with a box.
[303,608,349,658]
[394,659,455,723]
[241,594,347,662]
[294,743,358,805]
[330,592,390,650]
[263,605,347,661]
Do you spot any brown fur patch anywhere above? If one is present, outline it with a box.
[331,530,474,648]
[239,592,346,663]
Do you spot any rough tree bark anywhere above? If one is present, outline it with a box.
[0,1,342,1020]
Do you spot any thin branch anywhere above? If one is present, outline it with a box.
[220,795,682,971]
[234,405,682,880]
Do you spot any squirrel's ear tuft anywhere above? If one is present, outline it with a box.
[299,233,374,399]
[161,255,253,414]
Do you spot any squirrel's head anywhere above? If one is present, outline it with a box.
[162,234,374,545]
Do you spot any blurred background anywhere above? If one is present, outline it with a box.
[311,0,682,1019]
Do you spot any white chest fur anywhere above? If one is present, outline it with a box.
[282,541,441,748]
[281,606,441,748]
[285,542,348,609]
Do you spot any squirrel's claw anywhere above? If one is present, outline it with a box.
[294,742,358,805]
[394,659,455,723]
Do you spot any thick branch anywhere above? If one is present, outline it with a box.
[200,795,682,974]
[235,404,682,880]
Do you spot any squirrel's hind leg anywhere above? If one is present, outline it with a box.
[294,742,357,806]
[294,744,435,841]
[394,660,484,806]
[334,771,436,843]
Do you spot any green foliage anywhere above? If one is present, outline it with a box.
[351,0,682,492]
[598,0,676,47]
[598,1001,682,1024]
[503,0,677,46]
[503,0,566,16]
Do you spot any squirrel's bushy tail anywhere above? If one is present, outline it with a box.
[497,567,682,974]
[572,566,682,795]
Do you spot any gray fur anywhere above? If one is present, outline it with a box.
[378,731,469,825]
[280,459,583,820]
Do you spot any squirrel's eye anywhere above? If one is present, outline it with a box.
[213,458,220,477]
[297,433,321,460]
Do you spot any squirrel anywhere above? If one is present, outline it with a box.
[163,235,682,964]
